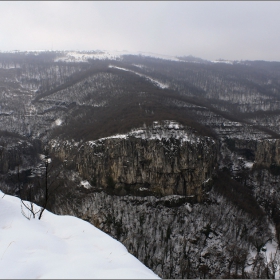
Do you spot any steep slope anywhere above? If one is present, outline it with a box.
[0,191,159,279]
[49,121,217,199]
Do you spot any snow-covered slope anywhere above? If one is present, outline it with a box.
[53,50,183,63]
[0,191,159,279]
[108,65,169,89]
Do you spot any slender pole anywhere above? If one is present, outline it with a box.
[38,159,48,220]
[45,160,48,203]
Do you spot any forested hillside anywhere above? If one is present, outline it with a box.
[1,50,280,278]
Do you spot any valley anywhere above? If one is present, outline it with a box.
[1,50,280,278]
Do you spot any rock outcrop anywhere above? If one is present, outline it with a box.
[228,138,280,168]
[255,139,280,167]
[49,121,218,200]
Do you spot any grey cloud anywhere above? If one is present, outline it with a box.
[0,1,279,61]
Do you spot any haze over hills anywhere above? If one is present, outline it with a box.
[1,49,280,278]
[4,49,275,64]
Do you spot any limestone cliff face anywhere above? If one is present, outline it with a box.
[221,137,280,170]
[255,139,280,167]
[49,122,218,200]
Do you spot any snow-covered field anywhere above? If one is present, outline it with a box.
[0,191,160,279]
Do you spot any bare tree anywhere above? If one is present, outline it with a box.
[265,248,280,279]
[18,165,40,220]
[19,155,62,220]
[20,185,40,220]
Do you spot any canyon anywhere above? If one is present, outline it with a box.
[1,51,280,278]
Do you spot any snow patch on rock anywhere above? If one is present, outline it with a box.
[80,180,92,189]
[55,118,63,126]
[87,121,205,147]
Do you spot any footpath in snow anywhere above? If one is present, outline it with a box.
[0,191,160,279]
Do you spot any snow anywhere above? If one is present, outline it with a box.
[109,65,168,89]
[132,64,146,69]
[0,191,159,279]
[244,161,254,169]
[53,50,185,64]
[135,51,181,62]
[139,187,149,191]
[39,154,46,160]
[54,51,123,62]
[54,118,63,126]
[249,243,279,278]
[0,49,210,65]
[80,180,91,189]
[87,121,199,147]
[185,203,192,213]
[211,60,234,65]
[203,178,211,184]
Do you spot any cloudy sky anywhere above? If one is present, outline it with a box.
[1,1,279,61]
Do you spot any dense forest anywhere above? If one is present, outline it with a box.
[1,50,280,278]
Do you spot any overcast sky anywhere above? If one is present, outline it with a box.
[1,1,279,61]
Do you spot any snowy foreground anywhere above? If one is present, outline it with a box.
[0,191,160,279]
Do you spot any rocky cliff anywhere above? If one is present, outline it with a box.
[255,139,280,168]
[227,137,280,168]
[49,121,218,200]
